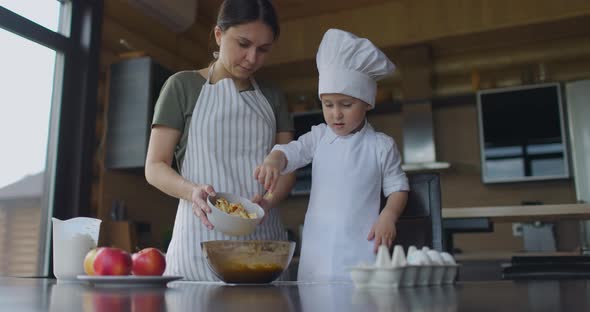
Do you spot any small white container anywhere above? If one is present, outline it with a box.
[52,217,101,281]
[431,266,446,285]
[350,267,375,289]
[206,192,265,236]
[412,250,432,286]
[401,265,419,287]
[349,264,459,288]
[372,267,404,288]
[426,250,445,285]
[391,245,407,268]
[443,264,459,284]
[440,252,457,265]
[416,265,433,286]
[375,245,392,267]
[348,247,459,289]
[440,252,459,284]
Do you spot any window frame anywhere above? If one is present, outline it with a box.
[0,1,103,277]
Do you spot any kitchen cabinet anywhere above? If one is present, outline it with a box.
[105,57,173,170]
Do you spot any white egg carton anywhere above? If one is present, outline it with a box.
[348,245,459,288]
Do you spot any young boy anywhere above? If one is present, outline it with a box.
[254,29,409,282]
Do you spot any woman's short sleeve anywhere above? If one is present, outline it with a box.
[151,71,204,171]
[152,72,199,130]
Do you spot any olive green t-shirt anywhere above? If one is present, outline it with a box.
[152,71,294,171]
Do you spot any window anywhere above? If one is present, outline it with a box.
[477,83,569,183]
[0,28,57,276]
[0,1,102,277]
[0,0,62,33]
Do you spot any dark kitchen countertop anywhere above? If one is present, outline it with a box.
[2,277,590,311]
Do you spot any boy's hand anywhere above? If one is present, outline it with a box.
[254,156,283,193]
[367,212,397,254]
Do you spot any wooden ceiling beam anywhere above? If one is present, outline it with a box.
[196,0,394,23]
[266,0,590,67]
[433,35,590,76]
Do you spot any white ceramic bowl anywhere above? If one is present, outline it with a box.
[206,192,265,236]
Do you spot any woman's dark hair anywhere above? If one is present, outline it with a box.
[217,0,280,40]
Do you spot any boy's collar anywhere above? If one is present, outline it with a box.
[325,120,371,144]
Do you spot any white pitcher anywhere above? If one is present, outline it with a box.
[52,217,101,281]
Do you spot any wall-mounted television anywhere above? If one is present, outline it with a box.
[476,82,569,183]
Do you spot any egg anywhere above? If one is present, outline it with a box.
[426,250,444,266]
[375,245,392,267]
[407,250,429,265]
[391,245,407,268]
[440,252,457,265]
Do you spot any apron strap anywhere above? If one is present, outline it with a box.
[206,63,215,83]
[250,76,277,130]
[249,75,262,92]
[207,61,258,92]
[206,62,275,127]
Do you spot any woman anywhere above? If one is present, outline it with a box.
[145,0,295,281]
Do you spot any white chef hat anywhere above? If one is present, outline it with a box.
[317,29,395,108]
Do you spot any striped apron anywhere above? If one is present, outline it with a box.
[164,65,288,281]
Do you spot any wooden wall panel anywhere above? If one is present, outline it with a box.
[105,0,210,59]
[102,18,198,71]
[104,0,181,51]
[271,36,590,98]
[198,0,393,22]
[98,171,178,249]
[434,36,590,76]
[0,206,41,276]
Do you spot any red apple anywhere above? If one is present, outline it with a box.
[83,247,102,276]
[131,248,166,276]
[93,247,132,276]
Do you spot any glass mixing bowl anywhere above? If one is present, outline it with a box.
[201,240,296,284]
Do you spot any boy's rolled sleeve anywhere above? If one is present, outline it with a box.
[378,134,410,196]
[272,124,327,175]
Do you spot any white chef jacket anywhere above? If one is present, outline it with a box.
[273,121,409,281]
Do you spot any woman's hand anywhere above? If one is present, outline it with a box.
[251,193,273,224]
[367,211,397,254]
[146,127,217,229]
[189,183,216,229]
[254,151,287,193]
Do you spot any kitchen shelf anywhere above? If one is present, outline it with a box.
[443,203,590,222]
